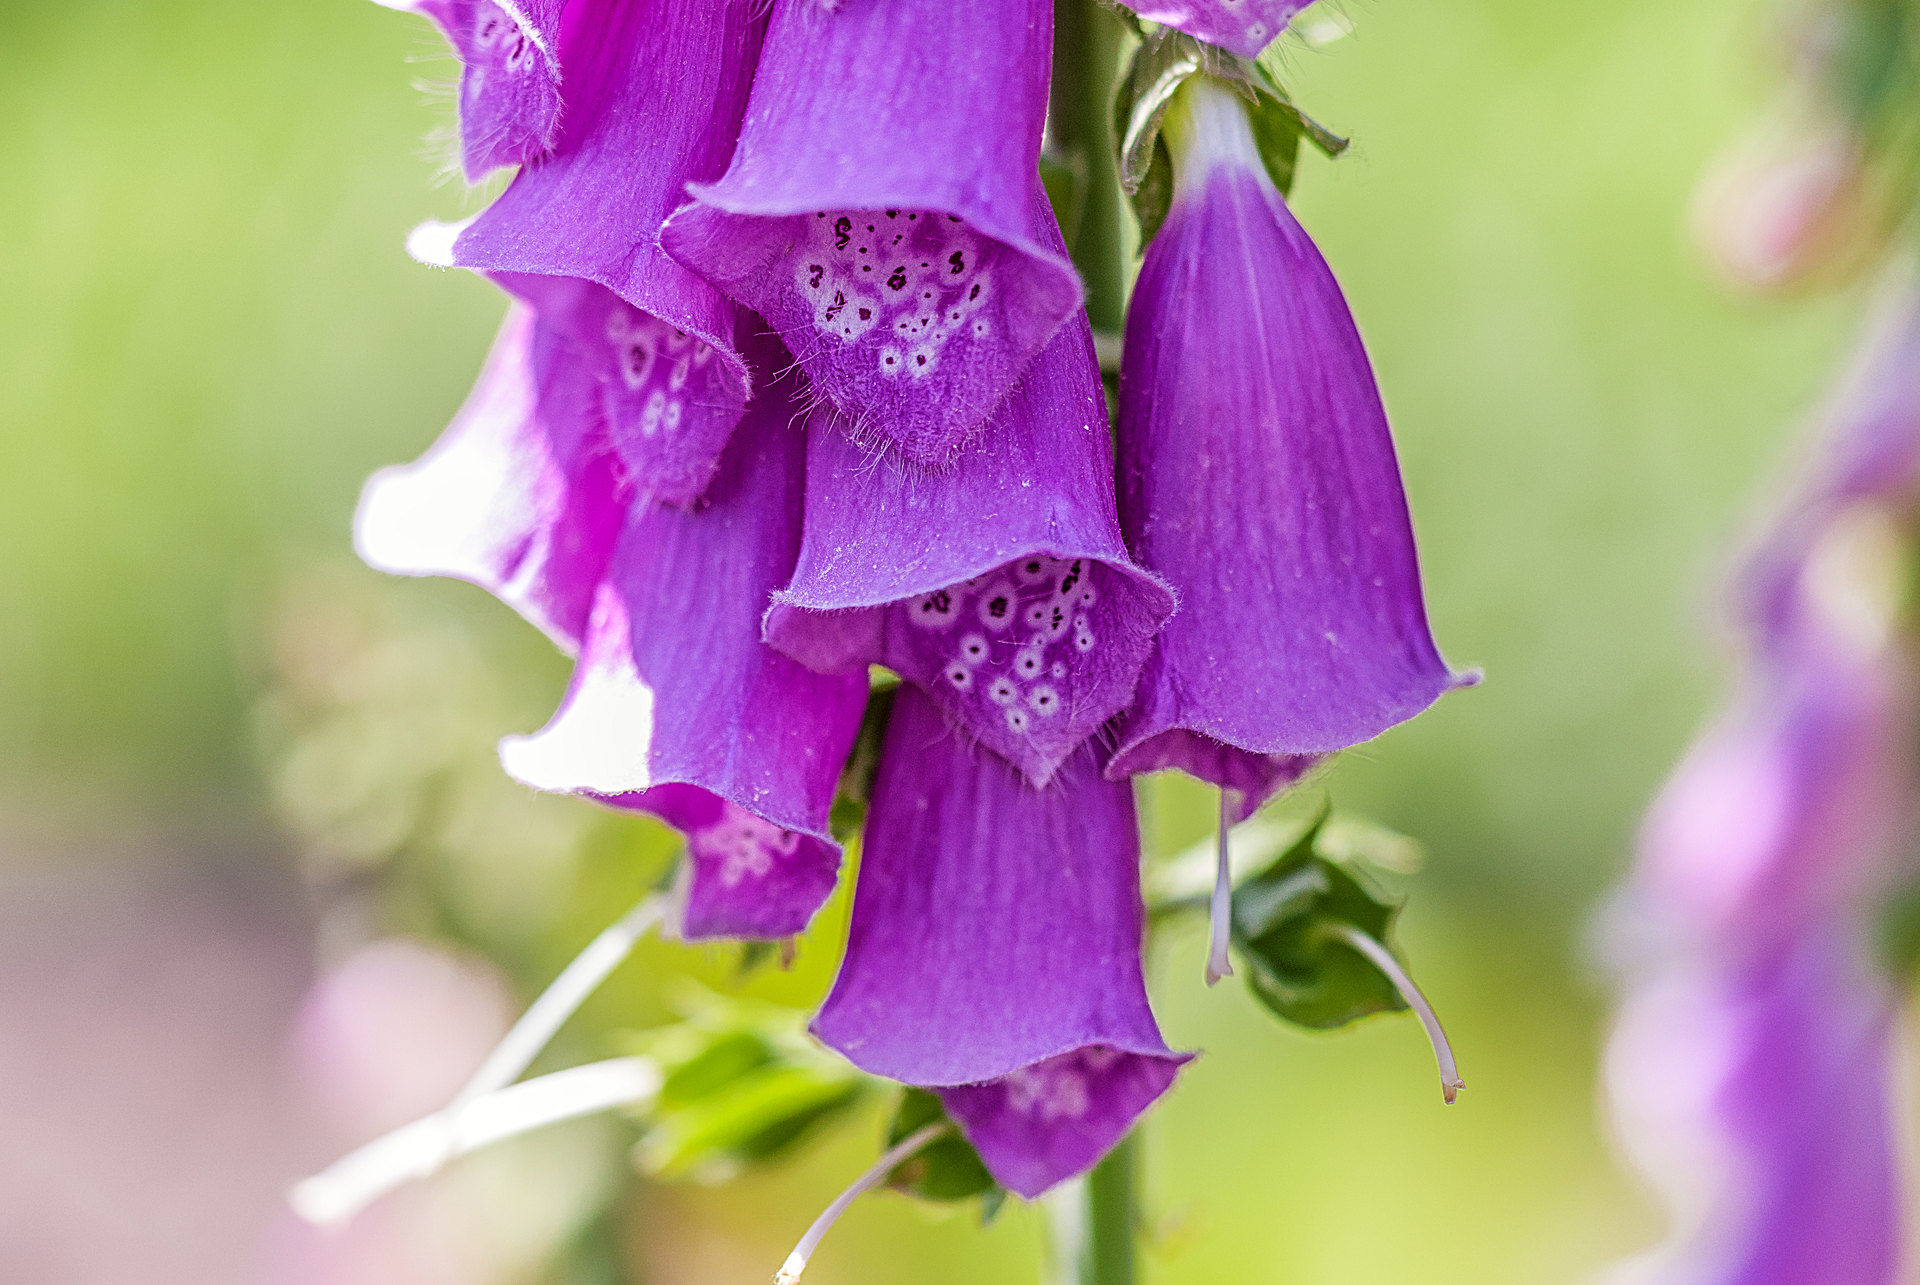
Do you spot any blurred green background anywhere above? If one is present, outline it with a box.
[0,0,1869,1282]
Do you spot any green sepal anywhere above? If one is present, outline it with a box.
[1229,810,1411,1030]
[628,993,868,1181]
[882,1088,1003,1207]
[1111,28,1347,243]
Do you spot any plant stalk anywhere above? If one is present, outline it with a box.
[1048,9,1140,1285]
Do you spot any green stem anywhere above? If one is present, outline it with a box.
[1050,1134,1140,1285]
[1047,11,1139,1285]
[1050,0,1128,332]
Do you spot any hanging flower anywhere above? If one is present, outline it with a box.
[376,0,567,180]
[1108,76,1463,820]
[412,0,763,505]
[811,685,1189,1198]
[661,0,1081,464]
[766,320,1175,787]
[498,337,870,942]
[355,305,624,654]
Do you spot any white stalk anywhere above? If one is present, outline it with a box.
[289,1056,662,1226]
[450,894,668,1113]
[1206,791,1236,986]
[1325,922,1464,1104]
[774,1122,953,1285]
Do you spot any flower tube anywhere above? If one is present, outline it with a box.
[355,305,624,653]
[500,339,869,941]
[812,686,1189,1198]
[1109,77,1462,818]
[421,0,764,504]
[661,0,1080,463]
[374,0,568,180]
[766,321,1174,787]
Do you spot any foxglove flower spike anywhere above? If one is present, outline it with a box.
[1110,77,1465,814]
[768,321,1175,787]
[661,0,1081,463]
[425,0,763,504]
[812,687,1189,1198]
[500,339,869,942]
[355,306,624,654]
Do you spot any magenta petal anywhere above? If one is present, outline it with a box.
[812,686,1186,1197]
[354,306,623,653]
[380,0,566,180]
[660,0,1081,463]
[499,343,869,940]
[1605,939,1900,1285]
[636,783,843,943]
[441,0,762,504]
[1125,0,1311,58]
[1110,132,1461,795]
[767,322,1175,786]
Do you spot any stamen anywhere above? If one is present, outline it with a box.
[1323,922,1464,1104]
[1206,791,1235,986]
[289,1056,662,1226]
[450,894,668,1114]
[775,1121,953,1285]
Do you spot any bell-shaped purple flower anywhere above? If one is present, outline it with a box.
[1603,938,1901,1285]
[660,0,1081,464]
[1123,0,1311,59]
[499,340,870,942]
[811,686,1188,1198]
[766,322,1175,787]
[375,0,566,181]
[416,0,763,505]
[1109,78,1462,817]
[355,305,624,653]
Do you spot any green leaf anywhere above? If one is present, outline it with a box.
[1229,812,1410,1030]
[637,1063,865,1180]
[883,1089,1001,1205]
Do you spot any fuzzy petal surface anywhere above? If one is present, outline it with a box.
[1125,0,1311,58]
[660,0,1080,463]
[1111,128,1459,797]
[354,307,622,653]
[812,686,1187,1196]
[380,0,566,180]
[500,343,868,939]
[438,0,762,504]
[767,322,1174,786]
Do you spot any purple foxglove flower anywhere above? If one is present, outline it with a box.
[1743,279,1920,639]
[659,0,1081,464]
[1108,78,1462,817]
[355,305,624,653]
[499,340,870,942]
[417,0,763,506]
[1603,938,1900,1285]
[1631,625,1908,956]
[375,0,566,181]
[765,322,1176,787]
[811,686,1189,1198]
[1125,0,1311,59]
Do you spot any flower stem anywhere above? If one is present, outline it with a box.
[451,893,667,1113]
[1051,1134,1140,1285]
[1051,0,1128,333]
[775,1121,953,1285]
[1323,922,1464,1104]
[288,1056,662,1226]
